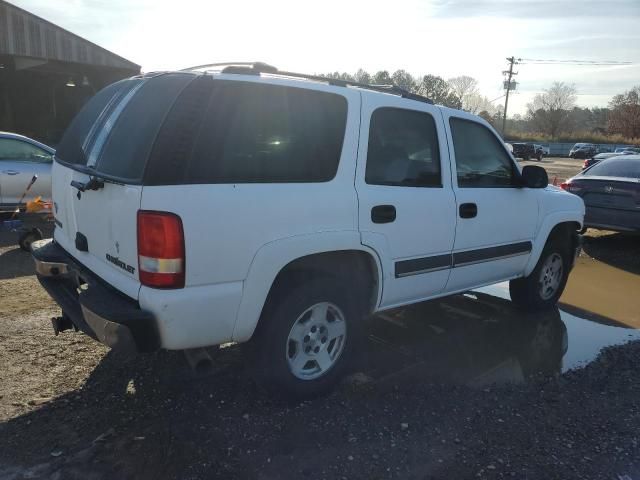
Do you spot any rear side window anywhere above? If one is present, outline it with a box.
[584,158,640,178]
[145,80,348,184]
[450,117,516,187]
[366,107,441,187]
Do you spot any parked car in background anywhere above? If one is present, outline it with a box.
[533,144,547,160]
[505,142,514,155]
[511,142,537,161]
[582,148,640,170]
[569,143,596,159]
[0,132,54,209]
[562,155,640,233]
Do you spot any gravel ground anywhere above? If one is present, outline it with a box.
[1,157,639,479]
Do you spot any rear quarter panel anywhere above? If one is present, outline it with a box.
[139,81,362,347]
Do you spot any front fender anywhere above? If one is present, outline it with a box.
[524,210,584,276]
[232,231,383,342]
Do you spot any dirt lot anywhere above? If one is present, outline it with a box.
[521,156,585,184]
[1,157,639,479]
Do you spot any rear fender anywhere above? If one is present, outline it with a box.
[232,232,383,342]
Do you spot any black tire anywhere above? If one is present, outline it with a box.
[523,155,530,161]
[18,228,43,252]
[248,276,364,399]
[509,236,571,312]
[537,153,543,161]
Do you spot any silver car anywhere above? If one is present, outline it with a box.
[0,132,54,208]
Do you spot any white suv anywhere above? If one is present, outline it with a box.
[31,63,584,398]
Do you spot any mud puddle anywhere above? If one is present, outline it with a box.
[360,256,640,388]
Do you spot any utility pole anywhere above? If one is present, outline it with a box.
[502,56,518,136]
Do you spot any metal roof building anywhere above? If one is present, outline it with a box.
[0,0,140,144]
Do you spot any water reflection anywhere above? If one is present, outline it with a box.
[363,283,639,388]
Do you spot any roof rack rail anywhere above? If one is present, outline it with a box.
[180,61,277,73]
[275,70,434,105]
[180,62,434,105]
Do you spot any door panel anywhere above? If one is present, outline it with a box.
[0,160,51,204]
[442,111,539,293]
[356,96,456,309]
[0,136,53,206]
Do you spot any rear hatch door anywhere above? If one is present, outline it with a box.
[52,73,195,300]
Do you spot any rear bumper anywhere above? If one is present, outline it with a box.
[31,239,160,352]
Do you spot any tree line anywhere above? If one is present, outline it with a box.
[321,69,640,143]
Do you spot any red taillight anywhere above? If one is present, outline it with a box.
[137,211,185,289]
[560,182,582,193]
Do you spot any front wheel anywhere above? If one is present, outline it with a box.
[509,240,571,311]
[248,277,364,399]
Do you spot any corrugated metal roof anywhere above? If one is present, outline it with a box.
[0,0,140,71]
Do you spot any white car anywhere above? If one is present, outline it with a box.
[0,132,54,208]
[31,64,585,398]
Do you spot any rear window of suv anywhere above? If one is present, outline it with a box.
[145,79,348,185]
[55,73,195,182]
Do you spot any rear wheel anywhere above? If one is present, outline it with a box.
[249,277,364,399]
[18,228,43,252]
[510,237,571,311]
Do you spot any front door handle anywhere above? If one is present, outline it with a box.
[2,170,20,175]
[459,203,478,219]
[371,205,396,224]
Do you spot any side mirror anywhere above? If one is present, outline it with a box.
[521,165,548,188]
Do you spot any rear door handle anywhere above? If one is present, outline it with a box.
[371,205,396,224]
[2,170,19,175]
[459,203,478,219]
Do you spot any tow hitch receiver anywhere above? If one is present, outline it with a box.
[51,315,75,336]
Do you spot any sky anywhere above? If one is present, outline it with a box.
[10,0,640,115]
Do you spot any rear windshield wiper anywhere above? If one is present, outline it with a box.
[70,176,105,193]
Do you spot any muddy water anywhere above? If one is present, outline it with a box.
[561,256,640,328]
[363,255,640,387]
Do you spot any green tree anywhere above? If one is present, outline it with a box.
[353,68,371,84]
[608,86,640,139]
[371,70,393,85]
[417,74,461,108]
[324,71,355,82]
[526,82,577,138]
[391,69,418,92]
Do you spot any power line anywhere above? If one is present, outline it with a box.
[519,58,633,66]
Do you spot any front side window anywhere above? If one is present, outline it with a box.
[366,107,441,187]
[0,138,52,163]
[450,118,516,187]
